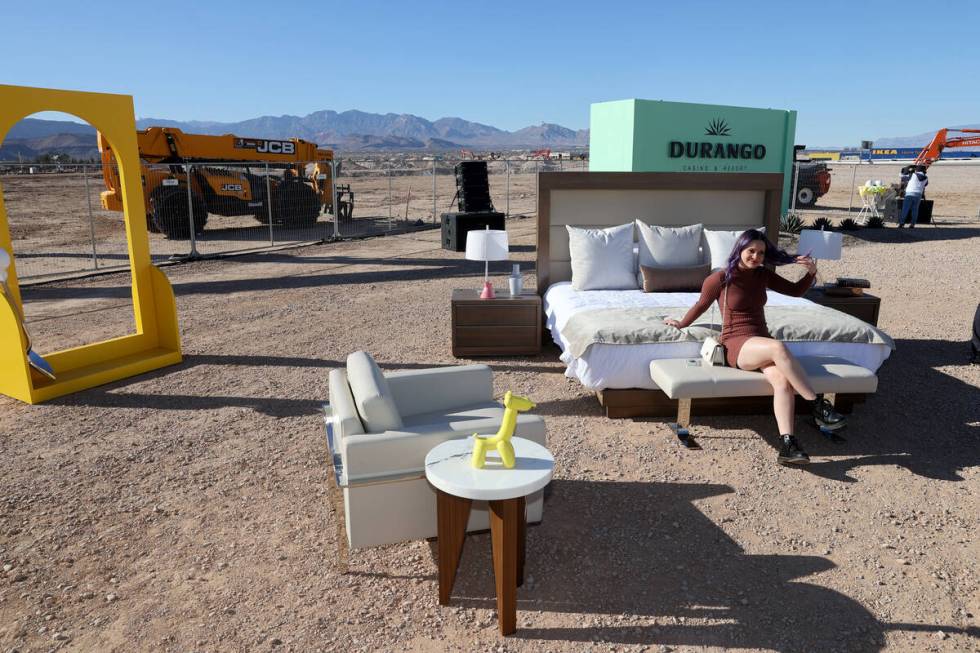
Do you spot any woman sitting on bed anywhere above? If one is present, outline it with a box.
[663,228,845,466]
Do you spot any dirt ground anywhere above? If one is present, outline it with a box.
[1,216,979,652]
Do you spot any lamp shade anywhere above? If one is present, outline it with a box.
[465,229,509,262]
[798,229,842,261]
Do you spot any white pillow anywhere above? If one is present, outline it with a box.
[703,227,766,271]
[566,223,638,291]
[635,221,703,284]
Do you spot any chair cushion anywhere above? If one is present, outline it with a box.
[649,356,878,399]
[346,351,403,432]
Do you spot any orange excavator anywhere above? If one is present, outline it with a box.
[915,128,980,166]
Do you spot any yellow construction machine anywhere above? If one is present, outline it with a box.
[99,127,353,238]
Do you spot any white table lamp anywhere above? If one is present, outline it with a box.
[465,227,509,299]
[798,228,842,261]
[798,228,842,288]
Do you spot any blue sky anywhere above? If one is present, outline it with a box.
[3,0,979,146]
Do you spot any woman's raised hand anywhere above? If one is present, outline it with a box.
[664,318,683,329]
[795,255,817,275]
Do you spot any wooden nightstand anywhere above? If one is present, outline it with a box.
[451,289,542,357]
[805,289,881,326]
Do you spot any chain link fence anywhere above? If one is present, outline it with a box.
[786,159,980,227]
[0,156,587,281]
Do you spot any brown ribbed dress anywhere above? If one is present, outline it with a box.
[676,266,815,369]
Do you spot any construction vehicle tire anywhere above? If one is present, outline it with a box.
[795,186,817,208]
[147,212,161,233]
[150,188,209,239]
[273,182,319,227]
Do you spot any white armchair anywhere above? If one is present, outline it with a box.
[324,352,547,563]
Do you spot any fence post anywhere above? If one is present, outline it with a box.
[82,165,99,270]
[505,160,510,219]
[186,164,200,258]
[847,162,858,215]
[790,160,800,213]
[331,159,339,239]
[432,158,437,223]
[265,163,275,246]
[387,167,393,230]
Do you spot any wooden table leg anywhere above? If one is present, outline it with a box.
[517,496,526,588]
[437,490,471,606]
[489,497,520,636]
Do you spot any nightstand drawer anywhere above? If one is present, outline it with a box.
[454,305,539,327]
[454,326,539,349]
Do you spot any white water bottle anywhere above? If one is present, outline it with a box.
[508,263,522,296]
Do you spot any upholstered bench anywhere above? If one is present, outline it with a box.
[649,356,878,448]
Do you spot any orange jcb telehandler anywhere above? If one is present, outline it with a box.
[915,128,980,166]
[98,127,353,238]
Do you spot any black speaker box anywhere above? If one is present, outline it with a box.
[454,161,493,212]
[441,211,505,251]
[885,196,933,224]
[457,196,494,213]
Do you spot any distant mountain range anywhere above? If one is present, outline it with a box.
[134,110,589,151]
[0,111,589,160]
[871,124,980,148]
[3,112,976,161]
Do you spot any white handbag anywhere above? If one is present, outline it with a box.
[700,284,729,366]
[700,337,726,366]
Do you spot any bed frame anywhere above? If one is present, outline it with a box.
[534,170,868,418]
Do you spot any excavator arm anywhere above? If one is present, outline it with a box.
[915,128,980,166]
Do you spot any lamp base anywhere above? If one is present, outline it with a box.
[479,281,496,299]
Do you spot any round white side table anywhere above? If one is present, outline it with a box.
[424,437,553,636]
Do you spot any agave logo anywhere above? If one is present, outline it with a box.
[705,118,732,137]
[669,118,766,162]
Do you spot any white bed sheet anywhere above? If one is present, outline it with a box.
[543,281,892,390]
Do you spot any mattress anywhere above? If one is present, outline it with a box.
[543,282,892,391]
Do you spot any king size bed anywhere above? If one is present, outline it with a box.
[535,171,895,417]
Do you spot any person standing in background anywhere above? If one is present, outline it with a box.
[898,165,928,228]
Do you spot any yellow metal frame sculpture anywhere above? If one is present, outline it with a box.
[0,84,182,404]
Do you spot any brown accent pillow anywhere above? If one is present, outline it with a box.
[640,263,711,293]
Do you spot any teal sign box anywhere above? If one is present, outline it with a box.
[590,99,797,214]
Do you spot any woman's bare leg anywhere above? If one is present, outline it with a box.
[760,364,795,434]
[736,337,817,401]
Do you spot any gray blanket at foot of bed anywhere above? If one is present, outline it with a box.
[560,305,896,359]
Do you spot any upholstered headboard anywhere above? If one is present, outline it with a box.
[536,172,784,293]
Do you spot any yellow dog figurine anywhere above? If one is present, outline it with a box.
[471,391,536,469]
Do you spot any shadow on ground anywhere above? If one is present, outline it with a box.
[547,338,979,483]
[48,353,566,418]
[21,255,534,301]
[430,479,975,651]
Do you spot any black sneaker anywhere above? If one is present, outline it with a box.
[813,397,847,431]
[778,435,810,465]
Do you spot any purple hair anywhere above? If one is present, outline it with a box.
[722,229,797,285]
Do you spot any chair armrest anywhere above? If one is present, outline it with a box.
[327,369,366,437]
[385,365,493,418]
